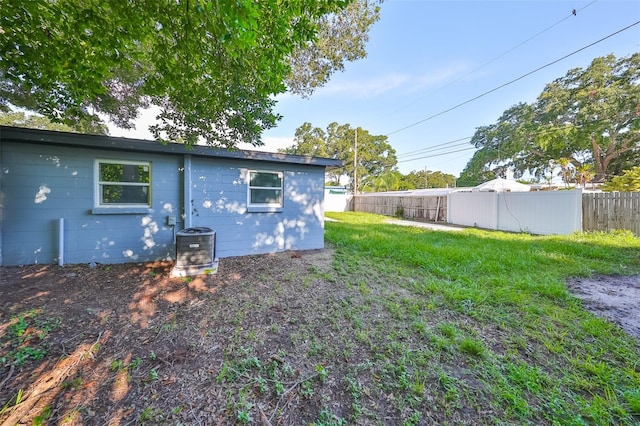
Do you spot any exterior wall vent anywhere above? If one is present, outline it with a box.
[174,227,216,274]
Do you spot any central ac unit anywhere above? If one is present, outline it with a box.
[175,227,216,268]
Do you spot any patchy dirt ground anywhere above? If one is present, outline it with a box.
[1,250,344,425]
[567,274,640,344]
[1,250,639,425]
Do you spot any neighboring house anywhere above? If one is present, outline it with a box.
[0,126,342,266]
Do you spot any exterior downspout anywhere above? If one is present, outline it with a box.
[58,218,64,266]
[184,155,192,229]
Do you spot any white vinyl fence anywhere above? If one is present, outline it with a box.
[324,187,352,212]
[447,189,583,235]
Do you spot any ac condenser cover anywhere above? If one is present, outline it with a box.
[175,227,215,268]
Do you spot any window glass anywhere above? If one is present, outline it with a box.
[250,171,282,188]
[248,171,283,207]
[97,160,151,206]
[100,163,150,183]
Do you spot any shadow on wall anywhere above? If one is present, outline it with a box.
[193,168,325,256]
[252,171,324,252]
[4,151,179,265]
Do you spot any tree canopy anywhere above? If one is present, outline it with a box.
[280,122,397,190]
[0,111,84,133]
[1,0,380,147]
[460,53,640,184]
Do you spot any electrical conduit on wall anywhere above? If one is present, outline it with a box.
[58,218,64,266]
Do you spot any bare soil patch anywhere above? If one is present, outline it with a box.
[567,274,640,344]
[0,250,346,425]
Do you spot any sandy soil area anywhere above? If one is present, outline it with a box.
[567,274,640,345]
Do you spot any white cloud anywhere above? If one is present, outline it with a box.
[410,61,475,92]
[317,72,410,98]
[310,62,474,99]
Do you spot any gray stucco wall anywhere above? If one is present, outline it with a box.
[0,140,327,266]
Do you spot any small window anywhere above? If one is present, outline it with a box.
[95,160,151,207]
[248,170,283,208]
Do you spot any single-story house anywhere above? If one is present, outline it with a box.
[0,126,342,266]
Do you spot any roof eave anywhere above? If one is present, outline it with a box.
[0,126,344,168]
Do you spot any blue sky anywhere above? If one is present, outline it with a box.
[112,0,640,177]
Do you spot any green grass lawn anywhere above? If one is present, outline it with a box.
[4,211,638,425]
[321,211,640,425]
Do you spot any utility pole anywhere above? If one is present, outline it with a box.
[424,165,428,189]
[353,127,358,194]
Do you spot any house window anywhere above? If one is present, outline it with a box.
[95,160,151,207]
[248,170,283,208]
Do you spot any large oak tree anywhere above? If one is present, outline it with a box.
[0,0,380,147]
[460,53,640,183]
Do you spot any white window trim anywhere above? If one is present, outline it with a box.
[94,159,152,209]
[247,170,283,212]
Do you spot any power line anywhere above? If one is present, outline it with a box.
[385,20,640,137]
[396,141,472,159]
[376,0,600,122]
[396,120,593,166]
[398,146,477,164]
[396,136,471,158]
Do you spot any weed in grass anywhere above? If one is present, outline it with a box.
[459,337,486,358]
[624,389,640,414]
[146,368,159,382]
[403,411,422,426]
[312,408,347,426]
[3,310,60,366]
[301,276,312,288]
[129,356,142,370]
[315,364,328,382]
[110,359,124,371]
[32,405,52,426]
[438,372,461,403]
[9,312,32,337]
[308,339,325,357]
[273,380,284,396]
[505,361,547,395]
[411,378,426,397]
[301,380,314,398]
[0,389,23,417]
[268,323,280,333]
[237,409,252,424]
[357,280,370,296]
[61,377,83,390]
[437,322,458,339]
[12,346,47,365]
[139,406,164,423]
[499,385,530,419]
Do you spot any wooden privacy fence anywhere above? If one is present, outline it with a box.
[353,195,447,222]
[582,192,640,236]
